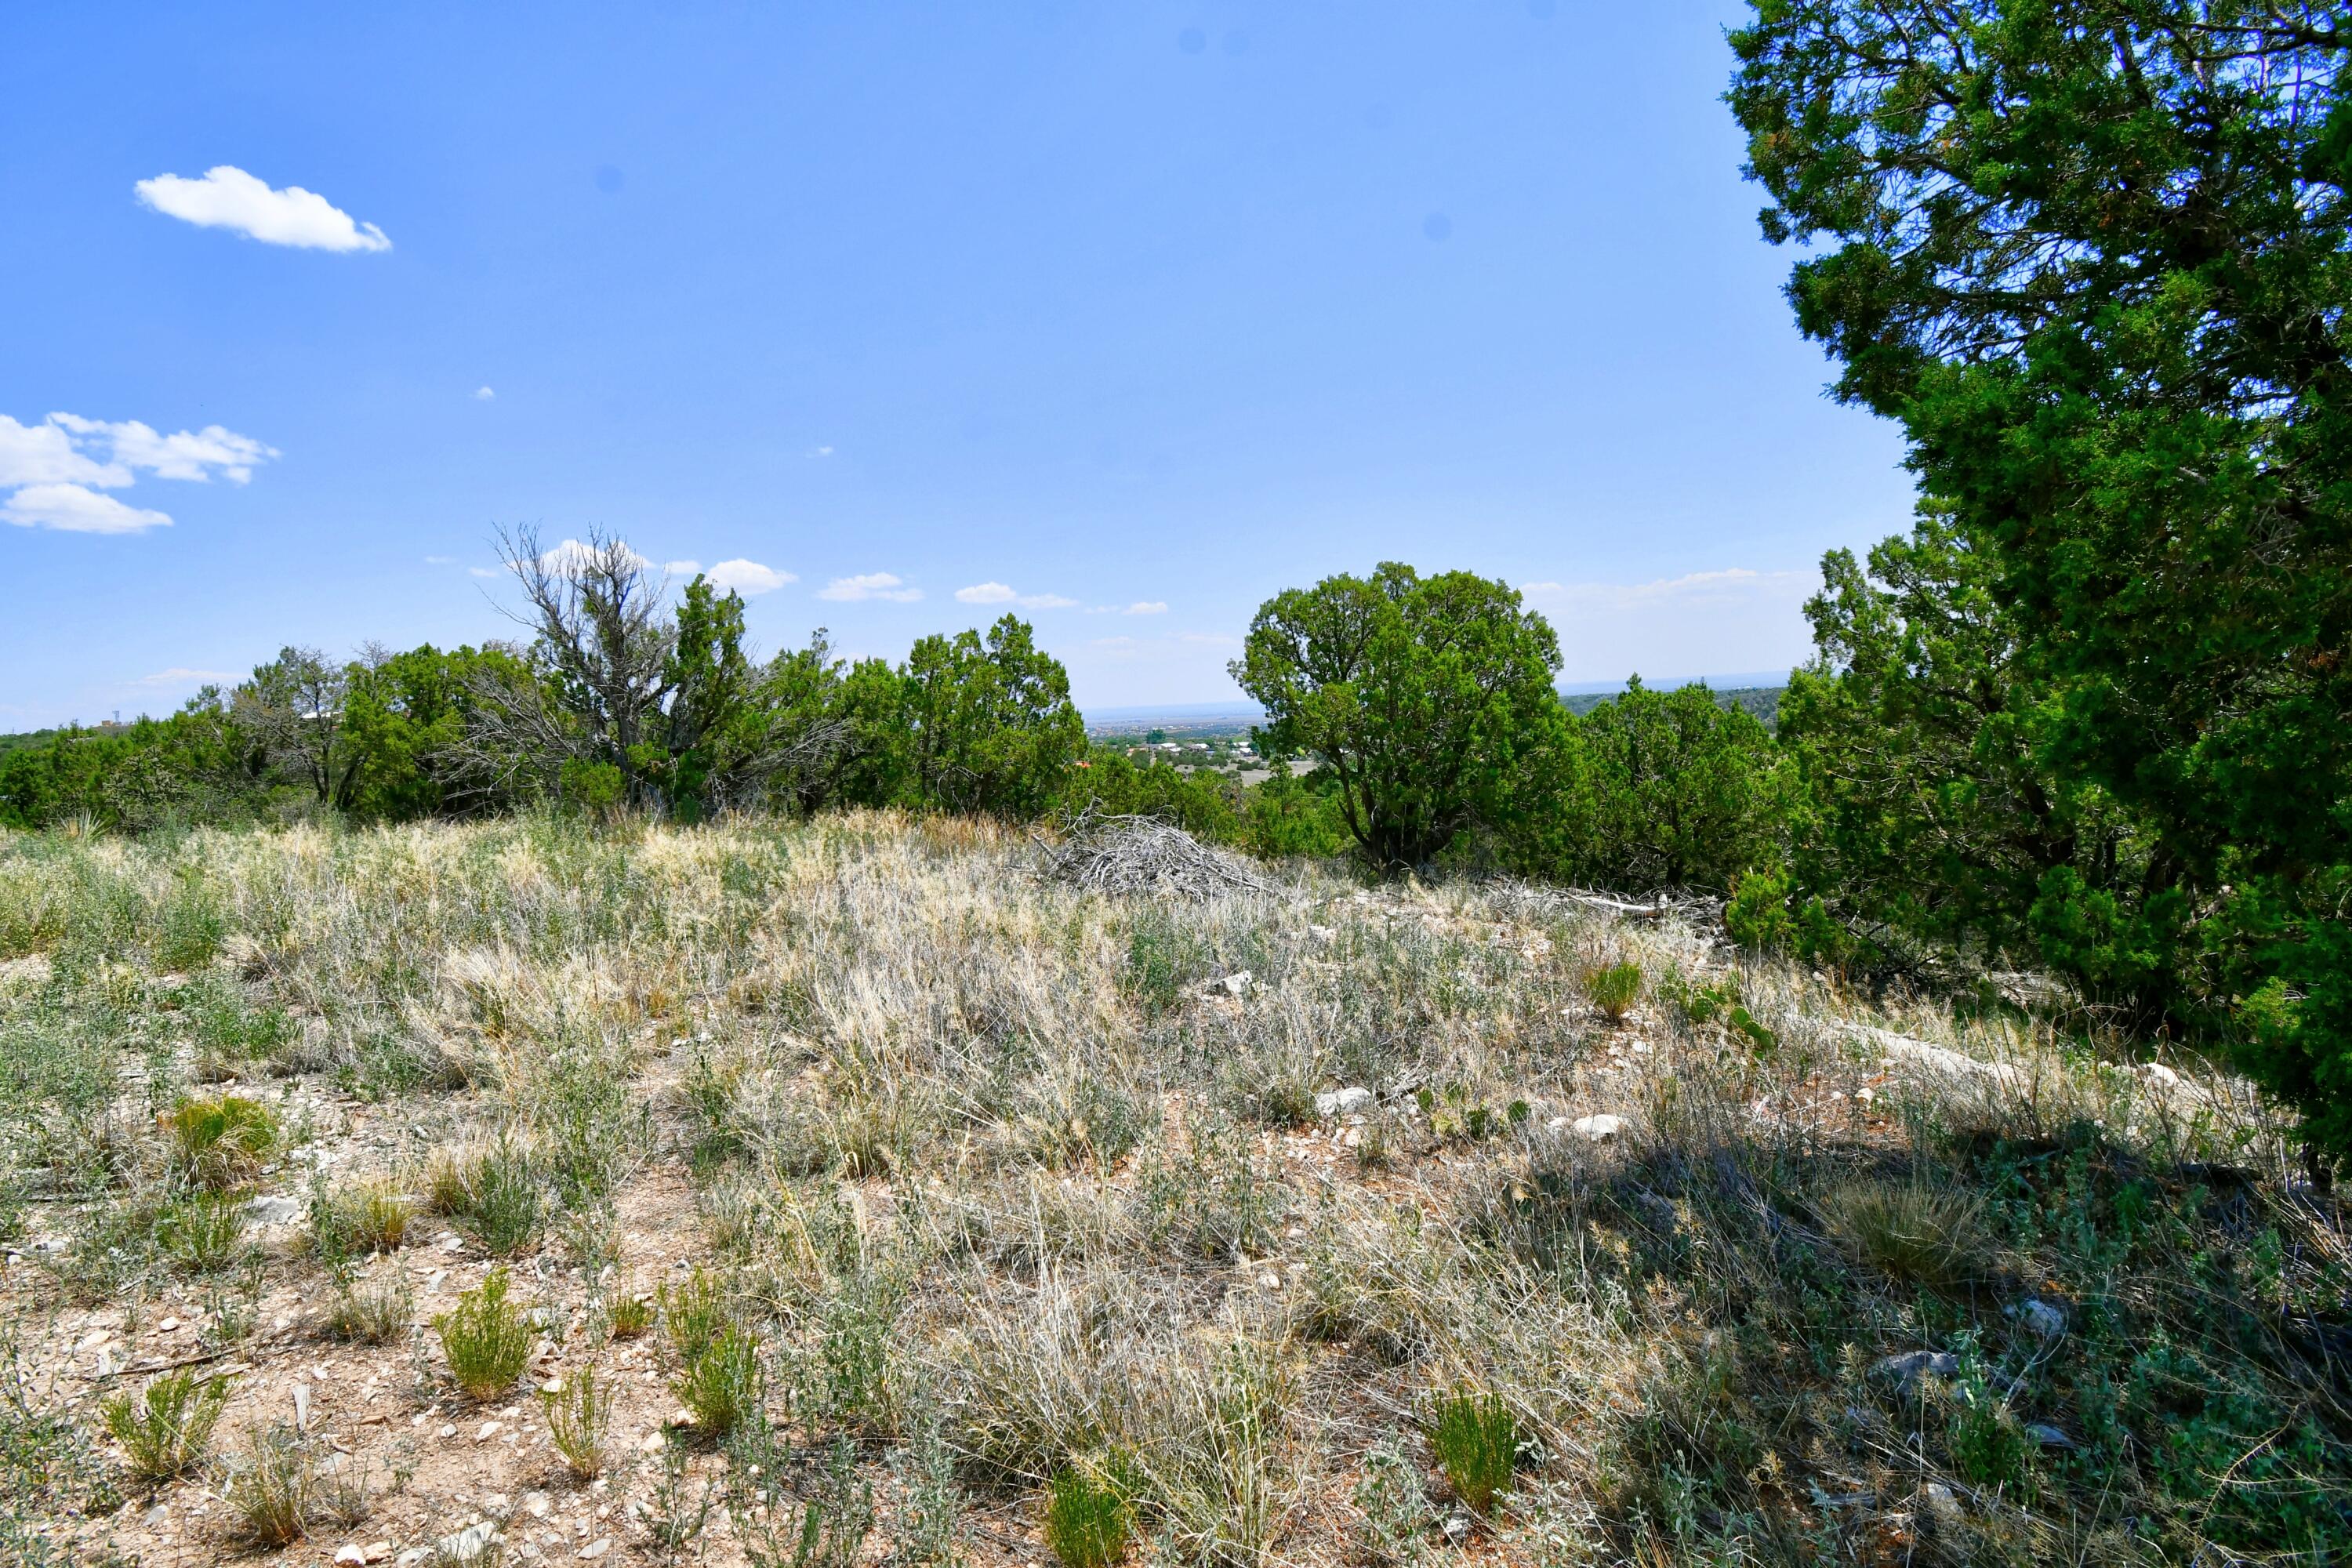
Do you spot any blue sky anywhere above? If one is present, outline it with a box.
[0,1,1914,726]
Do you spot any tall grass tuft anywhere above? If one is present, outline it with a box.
[1428,1391,1517,1515]
[100,1368,230,1482]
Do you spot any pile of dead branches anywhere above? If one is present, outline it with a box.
[1038,810,1276,898]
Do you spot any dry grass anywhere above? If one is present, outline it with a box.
[0,811,2345,1566]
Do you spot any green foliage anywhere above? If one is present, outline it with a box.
[434,1265,537,1400]
[1730,1,2352,1158]
[543,1365,613,1477]
[428,1138,543,1256]
[1238,767,1351,859]
[219,1423,319,1547]
[162,1092,280,1188]
[661,1265,731,1367]
[1062,750,1242,844]
[1582,961,1642,1024]
[100,1369,230,1482]
[1514,679,1782,893]
[1044,1456,1134,1568]
[847,615,1087,818]
[1232,563,1562,870]
[1428,1391,1518,1515]
[158,1189,249,1273]
[673,1324,763,1441]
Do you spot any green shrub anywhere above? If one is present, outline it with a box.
[158,1189,249,1273]
[1044,1457,1134,1568]
[1582,961,1642,1023]
[162,1093,280,1188]
[660,1266,730,1367]
[325,1268,413,1345]
[673,1325,762,1441]
[543,1365,613,1478]
[434,1266,536,1399]
[1723,868,1795,951]
[100,1368,230,1481]
[1428,1391,1517,1515]
[310,1175,415,1262]
[427,1138,543,1256]
[1816,1178,1987,1292]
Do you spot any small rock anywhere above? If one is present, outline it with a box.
[242,1195,302,1225]
[1313,1087,1374,1117]
[2009,1298,2067,1340]
[143,1503,169,1528]
[2025,1423,2075,1450]
[476,1420,503,1442]
[524,1492,552,1519]
[1441,1513,1472,1543]
[364,1546,393,1566]
[578,1541,612,1561]
[2134,1062,2182,1089]
[335,1546,369,1567]
[1573,1113,1628,1143]
[437,1423,459,1439]
[157,1316,180,1333]
[293,1382,312,1428]
[1869,1350,1961,1393]
[1919,1481,1965,1529]
[1209,971,1252,998]
[437,1523,498,1564]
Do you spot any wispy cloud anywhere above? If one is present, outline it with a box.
[136,666,236,687]
[820,572,923,603]
[1519,568,1809,608]
[135,165,391,252]
[424,554,456,565]
[956,582,1076,610]
[474,387,495,401]
[1125,601,1169,616]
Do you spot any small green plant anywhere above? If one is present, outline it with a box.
[434,1266,536,1399]
[219,1423,318,1547]
[1044,1456,1133,1568]
[325,1267,414,1345]
[543,1365,613,1477]
[1428,1391,1518,1516]
[611,1290,655,1340]
[1817,1178,1988,1292]
[673,1324,762,1440]
[1582,961,1642,1024]
[660,1265,730,1366]
[428,1139,543,1256]
[158,1189,249,1273]
[162,1093,280,1188]
[311,1175,414,1261]
[100,1368,230,1482]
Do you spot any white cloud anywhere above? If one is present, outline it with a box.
[1125,601,1169,615]
[820,572,923,603]
[705,559,795,597]
[810,445,834,458]
[663,559,702,578]
[0,415,119,487]
[45,413,275,484]
[956,581,1077,610]
[2,483,173,534]
[1519,568,1809,609]
[474,387,495,401]
[469,566,502,579]
[424,554,456,565]
[135,165,391,252]
[533,538,653,576]
[136,667,236,687]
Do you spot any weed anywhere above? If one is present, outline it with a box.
[158,1189,249,1273]
[1044,1457,1133,1568]
[100,1368,230,1482]
[162,1093,279,1188]
[310,1175,415,1261]
[1428,1391,1517,1515]
[887,1417,964,1568]
[660,1265,730,1366]
[1583,961,1642,1024]
[219,1423,318,1547]
[610,1289,655,1340]
[434,1266,536,1399]
[427,1138,543,1256]
[326,1266,414,1345]
[674,1324,763,1440]
[1817,1176,1989,1291]
[543,1365,613,1478]
[1352,1433,1433,1567]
